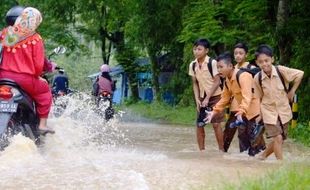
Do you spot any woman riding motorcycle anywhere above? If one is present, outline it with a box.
[0,6,55,134]
[98,64,115,95]
[92,64,115,96]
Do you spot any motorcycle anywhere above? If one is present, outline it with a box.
[0,46,66,150]
[96,91,114,121]
[52,87,75,117]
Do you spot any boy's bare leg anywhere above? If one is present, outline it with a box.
[212,123,224,151]
[260,141,274,159]
[197,127,205,151]
[273,135,283,160]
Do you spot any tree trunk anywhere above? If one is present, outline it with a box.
[148,50,160,102]
[99,26,109,65]
[99,5,109,65]
[276,0,292,65]
[113,31,140,101]
[127,73,140,102]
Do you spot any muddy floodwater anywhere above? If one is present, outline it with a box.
[0,94,309,190]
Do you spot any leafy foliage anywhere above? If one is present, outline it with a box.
[1,0,309,123]
[224,163,310,190]
[289,123,310,146]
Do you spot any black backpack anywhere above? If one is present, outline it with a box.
[192,58,225,89]
[222,63,261,91]
[235,63,261,88]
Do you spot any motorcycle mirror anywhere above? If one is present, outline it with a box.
[53,46,66,55]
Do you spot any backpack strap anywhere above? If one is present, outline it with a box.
[192,61,196,74]
[207,57,225,90]
[192,58,214,77]
[258,71,262,88]
[236,68,255,93]
[207,58,214,78]
[275,66,288,93]
[246,63,252,69]
[236,68,245,88]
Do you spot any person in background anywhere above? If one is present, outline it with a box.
[253,44,304,160]
[188,38,224,152]
[52,69,69,95]
[0,7,54,134]
[92,64,115,97]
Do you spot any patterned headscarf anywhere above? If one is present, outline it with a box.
[3,7,42,47]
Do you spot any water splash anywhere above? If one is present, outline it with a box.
[0,93,309,189]
[50,92,130,150]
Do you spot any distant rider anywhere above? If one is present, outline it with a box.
[52,69,69,96]
[92,64,115,97]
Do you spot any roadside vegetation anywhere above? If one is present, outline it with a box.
[122,101,196,126]
[223,163,310,190]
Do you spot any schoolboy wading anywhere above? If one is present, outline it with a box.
[188,39,224,151]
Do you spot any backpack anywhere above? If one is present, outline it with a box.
[235,64,261,88]
[223,63,261,91]
[192,58,225,89]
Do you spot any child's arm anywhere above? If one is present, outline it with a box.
[192,76,201,110]
[213,80,232,113]
[279,66,304,102]
[202,74,220,106]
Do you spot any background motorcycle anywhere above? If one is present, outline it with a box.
[0,46,66,150]
[96,91,114,121]
[52,87,76,117]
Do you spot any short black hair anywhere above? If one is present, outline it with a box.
[234,42,248,53]
[216,51,233,65]
[255,44,273,59]
[193,38,210,49]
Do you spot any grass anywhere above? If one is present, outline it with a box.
[222,163,310,190]
[123,101,196,125]
[288,123,310,146]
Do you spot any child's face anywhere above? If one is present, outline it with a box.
[193,45,208,60]
[217,60,233,77]
[234,48,247,64]
[256,54,274,74]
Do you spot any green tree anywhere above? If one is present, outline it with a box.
[128,0,188,101]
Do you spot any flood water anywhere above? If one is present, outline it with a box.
[0,93,309,190]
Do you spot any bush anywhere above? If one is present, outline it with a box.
[223,163,310,190]
[288,123,310,146]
